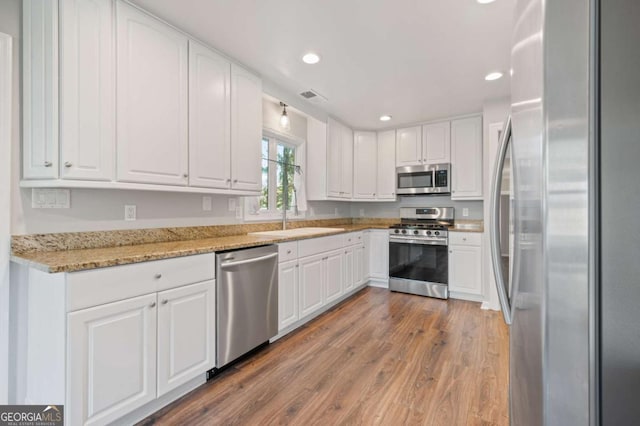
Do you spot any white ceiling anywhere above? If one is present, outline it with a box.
[132,0,514,130]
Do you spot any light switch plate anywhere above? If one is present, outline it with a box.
[124,205,137,221]
[462,208,469,217]
[202,196,212,211]
[31,189,70,209]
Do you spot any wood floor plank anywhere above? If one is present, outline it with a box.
[139,287,509,426]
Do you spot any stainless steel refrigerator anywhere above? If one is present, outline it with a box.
[489,0,640,424]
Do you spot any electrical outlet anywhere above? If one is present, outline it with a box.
[334,207,339,216]
[202,196,212,211]
[235,206,242,219]
[359,209,365,217]
[124,205,137,221]
[228,198,237,212]
[462,208,469,217]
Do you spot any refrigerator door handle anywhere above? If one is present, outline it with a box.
[490,116,513,325]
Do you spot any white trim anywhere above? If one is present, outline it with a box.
[0,32,12,405]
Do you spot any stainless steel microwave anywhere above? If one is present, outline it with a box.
[396,163,451,195]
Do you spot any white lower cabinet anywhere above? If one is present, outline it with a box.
[344,247,355,292]
[298,254,325,318]
[278,260,299,330]
[448,232,483,297]
[355,245,366,286]
[68,293,158,426]
[157,280,215,397]
[368,230,389,281]
[324,249,345,303]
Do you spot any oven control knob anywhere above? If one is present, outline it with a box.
[394,229,400,234]
[434,231,440,236]
[413,230,419,235]
[401,230,407,234]
[426,231,432,236]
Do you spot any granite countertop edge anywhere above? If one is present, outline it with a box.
[11,223,483,274]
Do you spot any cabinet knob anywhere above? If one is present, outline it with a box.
[463,237,467,241]
[64,162,72,168]
[44,161,52,167]
[154,273,162,279]
[150,302,156,308]
[183,173,188,178]
[449,251,452,254]
[287,249,292,254]
[226,178,231,183]
[373,193,376,196]
[161,299,168,305]
[233,179,238,183]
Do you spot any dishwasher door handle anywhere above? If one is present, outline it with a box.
[219,252,278,268]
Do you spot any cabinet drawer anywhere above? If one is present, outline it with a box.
[449,232,482,246]
[298,234,344,258]
[278,242,298,262]
[344,232,364,247]
[67,253,216,311]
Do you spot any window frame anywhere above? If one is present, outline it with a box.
[244,129,306,221]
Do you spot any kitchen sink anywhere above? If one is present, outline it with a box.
[249,227,345,238]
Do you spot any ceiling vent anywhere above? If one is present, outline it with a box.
[299,89,327,104]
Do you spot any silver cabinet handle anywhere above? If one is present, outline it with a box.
[44,161,52,167]
[64,162,72,168]
[490,115,513,325]
[150,302,156,308]
[154,273,162,279]
[220,252,278,268]
[161,299,168,305]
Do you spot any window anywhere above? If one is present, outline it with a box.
[246,134,303,219]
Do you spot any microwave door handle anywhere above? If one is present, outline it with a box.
[490,116,513,325]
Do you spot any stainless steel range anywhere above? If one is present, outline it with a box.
[388,207,454,299]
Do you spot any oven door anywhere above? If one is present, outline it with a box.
[388,238,449,299]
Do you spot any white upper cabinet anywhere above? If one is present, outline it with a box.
[326,117,353,199]
[451,116,483,199]
[376,129,397,199]
[188,40,231,189]
[422,121,450,164]
[23,0,59,179]
[59,0,115,181]
[353,131,377,199]
[395,126,422,167]
[116,1,189,186]
[230,64,262,192]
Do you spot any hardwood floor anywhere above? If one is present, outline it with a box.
[140,287,509,426]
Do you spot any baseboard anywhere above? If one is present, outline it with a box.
[114,375,205,425]
[367,278,389,289]
[481,301,501,311]
[449,291,484,303]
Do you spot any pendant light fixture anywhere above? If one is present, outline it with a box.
[279,102,291,131]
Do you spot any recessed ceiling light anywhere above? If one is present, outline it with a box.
[477,0,496,4]
[302,53,320,64]
[379,115,392,122]
[485,72,504,81]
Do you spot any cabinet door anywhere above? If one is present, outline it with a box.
[451,116,483,199]
[278,260,299,331]
[355,245,366,286]
[448,244,482,295]
[369,231,389,279]
[325,249,344,303]
[376,130,397,199]
[344,247,355,292]
[157,280,215,397]
[340,125,354,198]
[353,131,377,199]
[188,40,231,189]
[68,293,157,426]
[299,254,325,318]
[326,118,343,198]
[60,0,115,181]
[230,64,262,192]
[116,2,188,185]
[395,126,422,166]
[422,121,450,164]
[23,0,59,179]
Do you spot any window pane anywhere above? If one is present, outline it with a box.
[260,138,269,209]
[276,142,296,211]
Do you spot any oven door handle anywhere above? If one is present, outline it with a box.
[389,237,448,246]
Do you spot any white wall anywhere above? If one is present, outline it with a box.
[351,196,483,220]
[0,0,19,405]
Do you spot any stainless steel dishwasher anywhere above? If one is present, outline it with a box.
[216,245,278,368]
